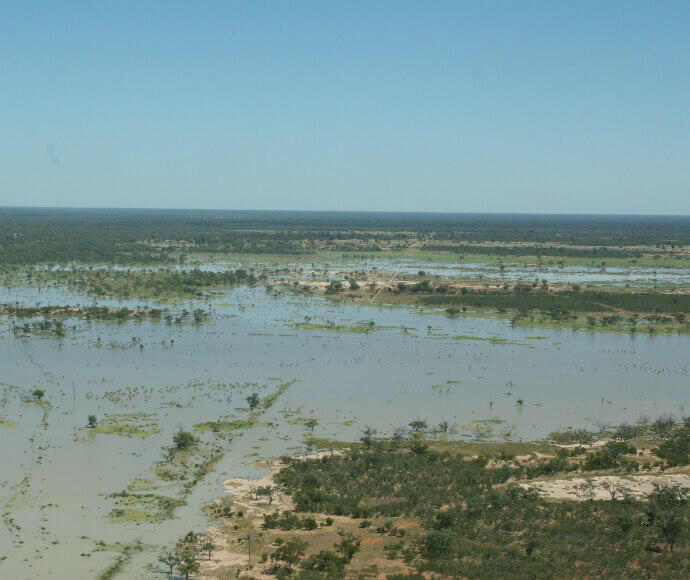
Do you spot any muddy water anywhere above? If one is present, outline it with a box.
[0,285,688,578]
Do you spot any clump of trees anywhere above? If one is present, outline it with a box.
[324,280,344,295]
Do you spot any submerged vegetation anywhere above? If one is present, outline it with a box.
[3,268,258,299]
[79,413,161,439]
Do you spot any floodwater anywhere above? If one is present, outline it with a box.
[208,255,690,288]
[31,254,690,288]
[1,282,688,578]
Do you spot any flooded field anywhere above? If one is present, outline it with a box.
[185,254,690,289]
[1,278,688,578]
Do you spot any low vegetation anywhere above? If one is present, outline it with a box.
[213,418,690,578]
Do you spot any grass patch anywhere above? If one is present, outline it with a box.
[194,419,254,432]
[108,493,186,523]
[85,413,161,438]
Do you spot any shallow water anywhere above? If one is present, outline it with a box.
[0,284,688,578]
[23,253,690,288]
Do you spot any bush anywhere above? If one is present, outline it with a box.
[582,442,636,471]
[654,426,690,466]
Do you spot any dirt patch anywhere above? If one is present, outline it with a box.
[520,472,690,501]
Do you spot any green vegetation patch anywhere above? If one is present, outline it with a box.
[87,413,161,438]
[449,334,519,346]
[422,289,690,314]
[95,540,144,580]
[108,492,186,523]
[263,380,296,410]
[194,419,254,432]
[288,320,395,334]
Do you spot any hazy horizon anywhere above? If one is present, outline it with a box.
[2,206,690,220]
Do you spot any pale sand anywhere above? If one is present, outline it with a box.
[520,472,690,501]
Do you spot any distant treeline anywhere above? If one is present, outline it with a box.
[1,208,688,264]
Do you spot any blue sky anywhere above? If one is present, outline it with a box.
[1,1,688,213]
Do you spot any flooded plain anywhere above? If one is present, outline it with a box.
[1,276,689,578]
[199,254,690,289]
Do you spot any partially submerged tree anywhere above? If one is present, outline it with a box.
[173,429,198,451]
[246,392,261,411]
[158,549,178,575]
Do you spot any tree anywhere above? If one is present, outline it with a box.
[659,515,683,551]
[646,483,688,551]
[304,418,318,432]
[409,419,427,433]
[410,432,428,455]
[256,485,275,505]
[246,392,260,411]
[32,388,45,399]
[274,538,307,570]
[335,531,361,563]
[158,549,178,575]
[423,528,459,558]
[173,430,198,450]
[177,548,199,579]
[324,281,344,295]
[177,531,198,551]
[390,427,405,450]
[87,414,98,428]
[360,426,377,449]
[302,550,345,575]
[200,536,215,560]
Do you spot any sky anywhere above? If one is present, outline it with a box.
[1,1,689,214]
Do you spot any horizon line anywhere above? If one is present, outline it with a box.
[1,206,689,219]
